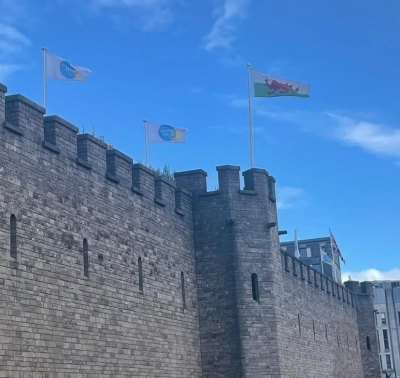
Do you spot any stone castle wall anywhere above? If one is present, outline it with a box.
[0,84,202,377]
[279,253,365,377]
[0,82,380,378]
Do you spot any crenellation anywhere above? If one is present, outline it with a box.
[284,252,290,272]
[242,167,269,196]
[131,163,155,199]
[77,133,107,173]
[43,115,79,160]
[292,256,298,276]
[154,176,176,208]
[268,175,276,202]
[106,148,133,188]
[216,165,240,194]
[315,271,320,287]
[0,83,6,126]
[174,187,192,216]
[5,94,45,145]
[174,169,207,196]
[281,251,355,308]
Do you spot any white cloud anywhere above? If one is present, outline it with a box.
[204,0,249,51]
[342,268,400,282]
[0,23,30,80]
[0,23,30,45]
[328,113,400,158]
[0,63,21,81]
[141,7,173,31]
[228,96,400,163]
[91,0,177,30]
[276,186,305,210]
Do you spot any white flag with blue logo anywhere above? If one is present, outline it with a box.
[146,122,187,144]
[45,51,91,81]
[320,247,333,265]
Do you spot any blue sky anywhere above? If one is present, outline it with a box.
[1,0,399,281]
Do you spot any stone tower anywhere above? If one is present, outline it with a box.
[175,166,284,378]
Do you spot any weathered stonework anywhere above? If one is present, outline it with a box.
[0,83,381,377]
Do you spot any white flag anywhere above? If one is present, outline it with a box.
[146,122,187,144]
[45,51,91,81]
[320,247,333,265]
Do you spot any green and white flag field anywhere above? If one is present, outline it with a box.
[251,69,309,98]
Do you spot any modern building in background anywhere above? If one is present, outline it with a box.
[280,236,342,283]
[371,281,400,378]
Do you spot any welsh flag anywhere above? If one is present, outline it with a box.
[251,69,310,98]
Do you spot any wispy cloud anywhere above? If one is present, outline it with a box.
[276,186,305,210]
[0,63,21,81]
[204,0,249,51]
[0,23,30,80]
[342,268,400,282]
[91,0,178,31]
[0,23,29,45]
[228,96,400,163]
[328,113,400,158]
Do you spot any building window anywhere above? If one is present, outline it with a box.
[83,239,89,278]
[383,329,389,351]
[325,324,328,340]
[181,271,186,307]
[251,273,259,302]
[386,354,392,369]
[138,257,143,292]
[299,247,311,258]
[381,312,387,325]
[10,214,17,260]
[379,355,382,369]
[366,336,371,351]
[398,311,400,324]
[377,331,381,351]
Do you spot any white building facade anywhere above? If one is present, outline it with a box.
[373,281,400,378]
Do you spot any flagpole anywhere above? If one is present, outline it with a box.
[247,63,254,168]
[143,120,149,166]
[41,47,47,111]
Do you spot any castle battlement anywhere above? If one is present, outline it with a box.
[282,251,355,308]
[175,164,276,200]
[0,83,193,216]
[0,81,379,378]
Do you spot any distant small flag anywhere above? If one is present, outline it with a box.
[320,246,333,265]
[45,51,91,81]
[250,68,310,98]
[146,122,187,144]
[329,229,345,264]
[294,230,300,258]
